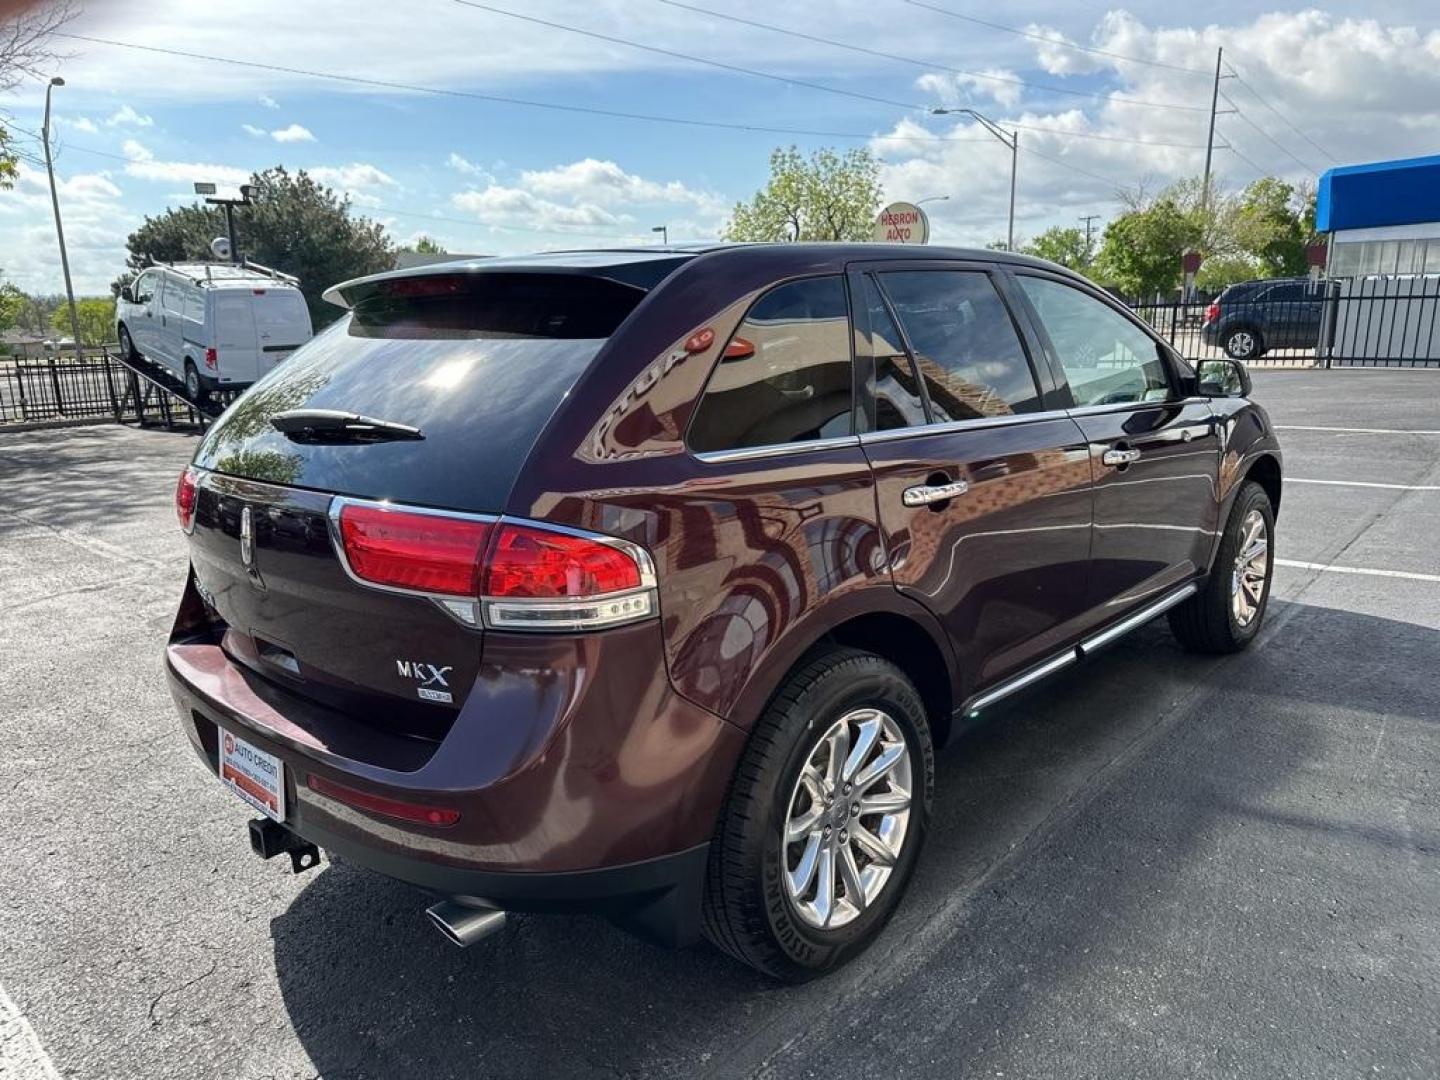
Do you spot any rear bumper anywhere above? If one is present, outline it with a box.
[165,614,744,943]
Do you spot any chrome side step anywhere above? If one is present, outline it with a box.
[1077,583,1198,656]
[960,582,1199,715]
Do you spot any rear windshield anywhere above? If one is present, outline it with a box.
[193,273,647,511]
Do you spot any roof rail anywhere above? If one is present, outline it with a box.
[241,259,300,285]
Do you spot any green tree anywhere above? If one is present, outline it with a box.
[1224,177,1309,279]
[1022,226,1093,270]
[1094,197,1204,298]
[411,235,447,254]
[0,280,24,333]
[50,297,115,345]
[724,146,883,242]
[120,167,396,325]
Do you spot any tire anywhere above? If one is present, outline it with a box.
[183,360,210,403]
[1224,326,1262,360]
[117,324,137,362]
[1169,481,1275,654]
[701,646,934,981]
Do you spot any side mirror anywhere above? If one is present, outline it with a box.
[1196,358,1251,398]
[120,285,135,303]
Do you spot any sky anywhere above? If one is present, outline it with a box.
[2,0,1440,295]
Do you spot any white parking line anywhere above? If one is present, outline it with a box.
[1276,558,1440,584]
[1274,424,1440,436]
[1288,478,1440,492]
[0,985,62,1080]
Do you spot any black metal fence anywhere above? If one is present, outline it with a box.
[1130,281,1440,369]
[0,351,215,429]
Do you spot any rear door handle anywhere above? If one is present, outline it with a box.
[902,480,968,507]
[1102,448,1142,467]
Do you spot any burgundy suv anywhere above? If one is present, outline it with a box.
[166,245,1282,980]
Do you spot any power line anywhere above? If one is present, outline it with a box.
[51,31,983,147]
[1220,93,1324,174]
[1219,140,1267,179]
[651,0,1206,113]
[453,0,921,114]
[902,0,1213,76]
[452,2,1209,149]
[1225,66,1338,165]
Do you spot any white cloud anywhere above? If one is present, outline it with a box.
[447,152,493,182]
[105,105,153,128]
[118,140,250,187]
[309,163,397,207]
[259,94,280,109]
[519,158,724,212]
[451,185,624,230]
[62,116,100,135]
[917,69,1025,110]
[241,124,267,137]
[270,123,316,143]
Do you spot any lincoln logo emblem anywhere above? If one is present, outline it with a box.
[240,505,255,568]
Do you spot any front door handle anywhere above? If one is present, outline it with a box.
[1102,447,1142,467]
[902,480,968,507]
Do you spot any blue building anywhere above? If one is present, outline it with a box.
[1318,153,1440,277]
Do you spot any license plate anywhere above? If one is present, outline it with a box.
[218,729,286,822]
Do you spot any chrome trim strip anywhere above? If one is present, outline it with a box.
[858,407,1075,445]
[964,650,1079,714]
[693,434,861,464]
[1078,582,1199,655]
[1066,397,1210,420]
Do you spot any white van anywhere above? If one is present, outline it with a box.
[116,263,314,401]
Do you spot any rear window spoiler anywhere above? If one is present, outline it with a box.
[323,254,693,311]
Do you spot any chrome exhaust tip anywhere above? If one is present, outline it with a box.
[425,899,507,948]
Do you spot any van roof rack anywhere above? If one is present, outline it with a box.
[139,257,300,287]
[241,259,300,285]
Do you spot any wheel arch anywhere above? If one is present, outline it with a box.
[723,593,960,749]
[1245,453,1282,519]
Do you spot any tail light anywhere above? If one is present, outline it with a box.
[203,347,218,370]
[1203,303,1220,324]
[331,499,656,631]
[175,465,200,532]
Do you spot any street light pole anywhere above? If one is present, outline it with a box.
[42,76,85,357]
[932,107,1018,250]
[652,225,668,245]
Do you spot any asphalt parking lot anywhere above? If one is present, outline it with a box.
[2,369,1438,1080]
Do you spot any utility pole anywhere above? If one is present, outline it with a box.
[1201,46,1224,218]
[1078,214,1100,260]
[41,76,85,359]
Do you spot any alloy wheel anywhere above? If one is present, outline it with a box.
[1227,331,1255,359]
[1230,508,1269,627]
[781,707,913,930]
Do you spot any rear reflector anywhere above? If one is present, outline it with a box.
[330,498,657,633]
[176,465,200,532]
[338,503,490,596]
[203,347,218,370]
[306,773,460,827]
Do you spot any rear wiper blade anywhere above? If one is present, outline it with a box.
[270,408,424,442]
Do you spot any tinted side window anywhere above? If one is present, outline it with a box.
[878,270,1040,422]
[1018,276,1170,408]
[1266,283,1303,303]
[688,276,853,453]
[861,275,927,431]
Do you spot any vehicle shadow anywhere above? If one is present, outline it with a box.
[269,600,1440,1079]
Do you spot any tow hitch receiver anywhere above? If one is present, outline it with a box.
[248,817,322,874]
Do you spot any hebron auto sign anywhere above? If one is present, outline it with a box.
[873,201,930,244]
